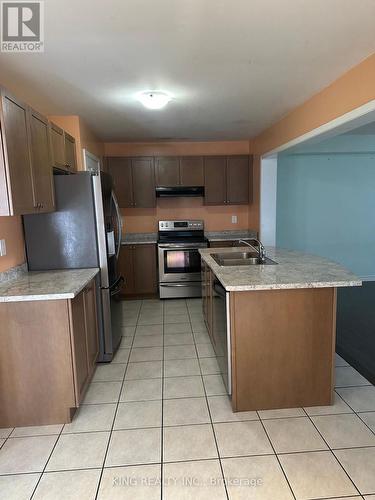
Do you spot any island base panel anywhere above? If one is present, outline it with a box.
[230,287,336,411]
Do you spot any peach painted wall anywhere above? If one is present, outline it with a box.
[0,216,25,273]
[105,141,254,233]
[253,53,375,155]
[48,115,104,169]
[121,198,250,233]
[79,118,105,161]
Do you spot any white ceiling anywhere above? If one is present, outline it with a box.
[1,0,375,142]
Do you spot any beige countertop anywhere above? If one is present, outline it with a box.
[199,246,361,291]
[121,233,158,245]
[0,268,100,303]
[120,230,258,245]
[205,230,257,241]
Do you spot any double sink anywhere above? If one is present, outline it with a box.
[211,251,278,267]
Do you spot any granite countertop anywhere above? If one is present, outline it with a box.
[199,246,361,291]
[121,233,158,245]
[121,230,258,245]
[205,230,258,241]
[0,268,100,303]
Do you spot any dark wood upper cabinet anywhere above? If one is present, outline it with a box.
[132,157,156,208]
[226,156,249,205]
[50,123,77,173]
[155,157,180,186]
[108,156,155,208]
[105,154,250,208]
[155,156,204,187]
[28,109,55,213]
[204,155,251,206]
[180,157,204,186]
[107,157,134,208]
[0,88,35,215]
[204,157,227,205]
[64,132,77,172]
[50,122,66,169]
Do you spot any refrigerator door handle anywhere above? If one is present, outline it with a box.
[111,190,123,260]
[110,276,124,296]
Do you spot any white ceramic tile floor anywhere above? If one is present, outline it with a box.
[1,298,374,499]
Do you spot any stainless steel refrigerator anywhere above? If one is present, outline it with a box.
[23,170,124,362]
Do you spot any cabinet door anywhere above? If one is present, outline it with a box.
[226,156,249,204]
[0,89,35,214]
[107,157,134,208]
[50,122,66,169]
[133,244,157,295]
[180,157,204,186]
[155,157,180,186]
[64,132,77,172]
[132,157,156,208]
[70,292,90,404]
[204,157,227,205]
[84,280,98,373]
[28,108,55,213]
[118,245,135,296]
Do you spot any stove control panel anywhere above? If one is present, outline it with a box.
[159,220,204,231]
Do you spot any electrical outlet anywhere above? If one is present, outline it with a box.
[0,239,6,257]
[231,215,238,224]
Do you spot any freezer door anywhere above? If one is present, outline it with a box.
[23,172,100,270]
[92,173,110,287]
[96,172,123,287]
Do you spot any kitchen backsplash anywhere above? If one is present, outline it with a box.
[121,197,250,233]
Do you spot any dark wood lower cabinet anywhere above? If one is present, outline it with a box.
[70,291,90,404]
[118,245,135,295]
[0,278,99,427]
[119,244,158,298]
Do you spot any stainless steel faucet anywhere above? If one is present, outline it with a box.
[238,238,266,262]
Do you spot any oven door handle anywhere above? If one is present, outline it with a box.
[160,283,202,287]
[158,243,207,249]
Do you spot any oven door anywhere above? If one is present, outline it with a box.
[158,243,207,283]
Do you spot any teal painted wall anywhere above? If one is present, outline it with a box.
[276,153,375,278]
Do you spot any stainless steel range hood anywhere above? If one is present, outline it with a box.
[156,186,204,197]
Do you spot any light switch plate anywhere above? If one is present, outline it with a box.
[0,239,6,257]
[231,215,238,224]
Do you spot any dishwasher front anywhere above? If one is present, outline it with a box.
[212,277,231,395]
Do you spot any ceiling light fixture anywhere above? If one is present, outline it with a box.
[136,90,173,110]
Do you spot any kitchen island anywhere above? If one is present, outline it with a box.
[199,247,361,412]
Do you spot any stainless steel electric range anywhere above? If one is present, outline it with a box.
[157,220,208,299]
